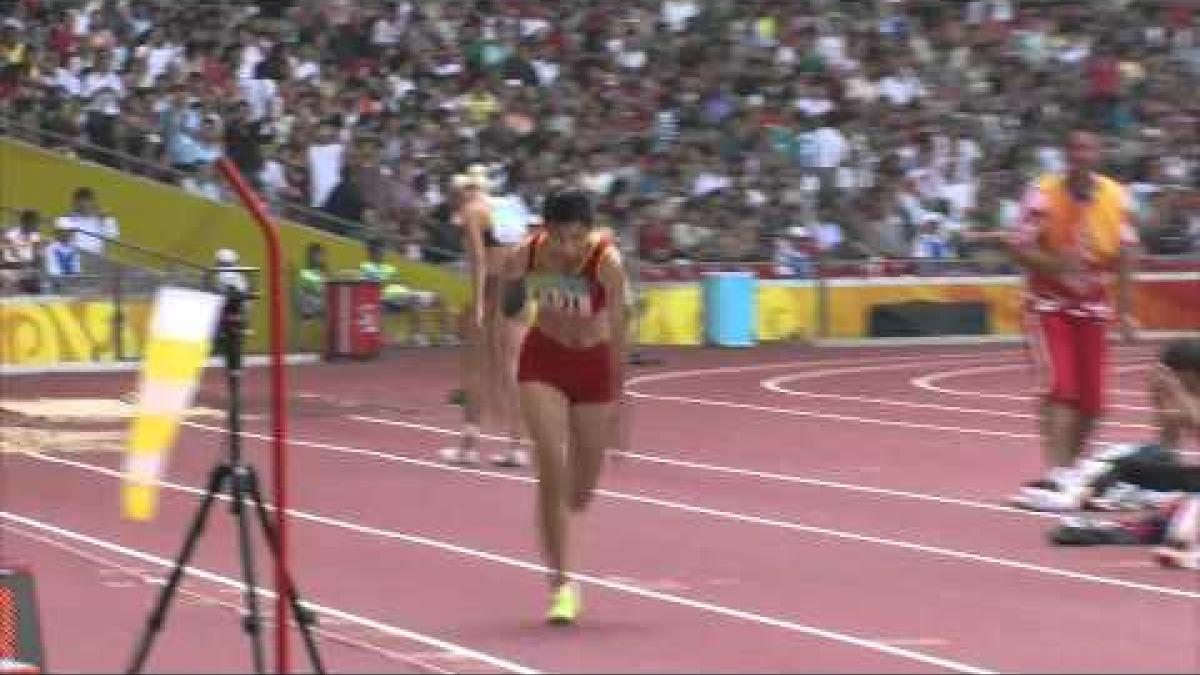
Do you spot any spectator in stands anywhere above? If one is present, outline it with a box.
[224,100,273,184]
[296,242,328,320]
[80,49,124,164]
[321,163,367,238]
[2,0,1199,267]
[1,208,42,294]
[55,187,119,259]
[181,161,227,202]
[912,213,953,263]
[43,221,83,290]
[1140,188,1199,255]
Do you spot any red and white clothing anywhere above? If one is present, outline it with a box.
[1011,173,1139,415]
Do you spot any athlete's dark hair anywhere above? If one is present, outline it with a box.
[1161,338,1200,374]
[541,187,594,227]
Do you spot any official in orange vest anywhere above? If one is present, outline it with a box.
[1008,129,1139,511]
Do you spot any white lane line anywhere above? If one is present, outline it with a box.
[4,454,996,675]
[909,363,1155,412]
[628,387,1043,440]
[184,417,1200,603]
[624,343,1155,389]
[759,366,1156,432]
[626,351,1018,388]
[0,511,539,675]
[0,523,459,675]
[349,413,1057,521]
[630,370,1154,445]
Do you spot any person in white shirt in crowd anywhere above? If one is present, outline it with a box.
[55,187,119,259]
[912,213,953,260]
[80,49,125,158]
[810,112,848,194]
[181,161,228,203]
[308,121,345,209]
[43,222,83,290]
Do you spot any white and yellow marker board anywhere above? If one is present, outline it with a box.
[123,287,223,521]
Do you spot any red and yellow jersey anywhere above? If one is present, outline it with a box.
[1010,172,1139,315]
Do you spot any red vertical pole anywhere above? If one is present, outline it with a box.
[215,158,291,674]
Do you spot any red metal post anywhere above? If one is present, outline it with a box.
[215,158,291,674]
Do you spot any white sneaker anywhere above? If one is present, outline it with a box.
[491,448,529,468]
[438,446,479,465]
[1153,544,1199,570]
[1088,483,1143,511]
[1012,468,1090,511]
[1012,486,1087,512]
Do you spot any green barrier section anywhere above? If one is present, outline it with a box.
[0,139,466,354]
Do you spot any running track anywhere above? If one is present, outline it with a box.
[2,342,1198,673]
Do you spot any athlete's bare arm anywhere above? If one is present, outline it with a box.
[462,203,489,327]
[597,246,628,396]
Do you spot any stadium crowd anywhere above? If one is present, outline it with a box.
[2,0,1200,274]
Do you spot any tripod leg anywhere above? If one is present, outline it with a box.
[127,466,229,674]
[230,465,268,674]
[246,469,327,674]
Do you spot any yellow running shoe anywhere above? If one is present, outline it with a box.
[546,581,581,625]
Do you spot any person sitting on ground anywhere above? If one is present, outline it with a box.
[1077,338,1200,504]
[1048,338,1200,569]
[359,238,451,347]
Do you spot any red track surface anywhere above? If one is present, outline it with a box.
[2,342,1198,673]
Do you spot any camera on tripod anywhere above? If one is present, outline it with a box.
[127,248,326,674]
[203,249,260,368]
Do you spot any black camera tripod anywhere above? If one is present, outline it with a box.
[127,291,325,674]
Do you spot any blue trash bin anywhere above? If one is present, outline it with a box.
[702,271,757,347]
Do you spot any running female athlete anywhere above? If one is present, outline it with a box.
[439,165,529,467]
[500,187,629,624]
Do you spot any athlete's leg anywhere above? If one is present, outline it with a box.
[1016,310,1092,509]
[1071,315,1110,464]
[442,303,483,463]
[488,291,529,466]
[1031,310,1083,470]
[566,402,615,513]
[501,314,530,451]
[520,381,572,588]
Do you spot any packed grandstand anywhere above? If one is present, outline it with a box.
[1,0,1198,286]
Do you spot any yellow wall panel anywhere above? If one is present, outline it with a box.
[756,283,818,342]
[636,285,702,346]
[0,298,151,365]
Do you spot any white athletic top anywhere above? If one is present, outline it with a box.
[487,195,533,246]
